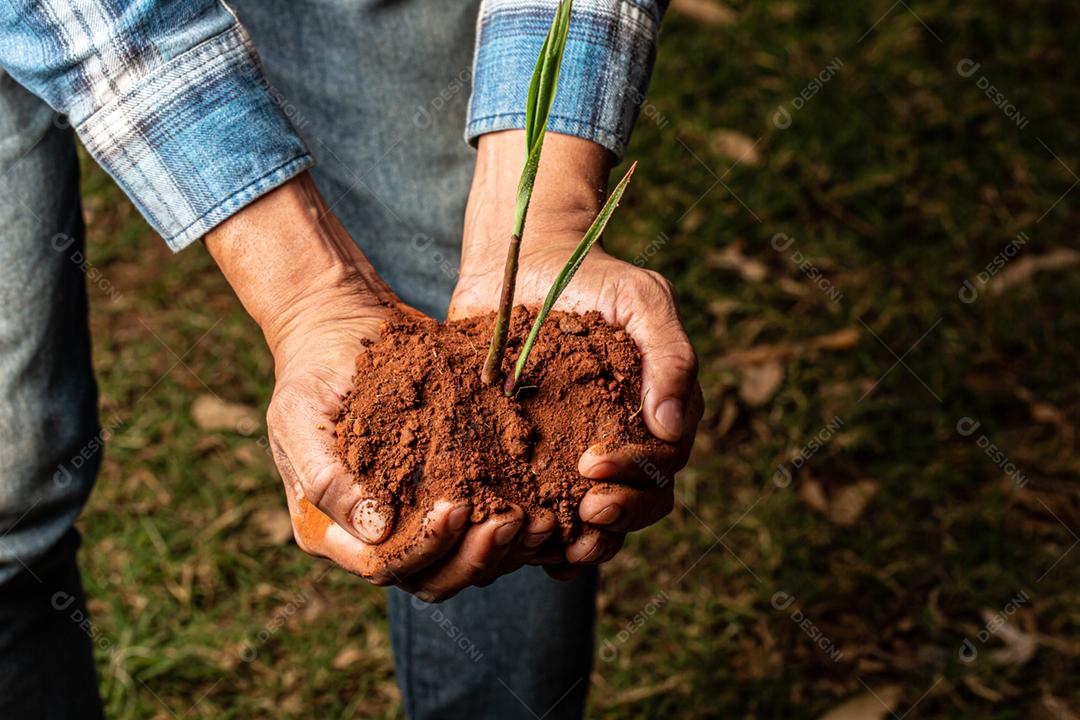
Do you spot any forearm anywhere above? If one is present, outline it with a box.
[462,130,615,270]
[205,173,386,358]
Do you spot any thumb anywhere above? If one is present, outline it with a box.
[268,379,395,544]
[619,271,700,443]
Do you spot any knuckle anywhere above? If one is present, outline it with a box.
[463,555,492,577]
[304,462,339,511]
[366,571,395,587]
[417,585,452,603]
[636,269,675,299]
[671,340,699,375]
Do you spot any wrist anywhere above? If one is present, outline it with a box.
[462,130,614,273]
[205,172,384,352]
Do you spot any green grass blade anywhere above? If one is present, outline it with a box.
[505,162,638,395]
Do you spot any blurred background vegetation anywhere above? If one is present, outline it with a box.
[75,0,1079,717]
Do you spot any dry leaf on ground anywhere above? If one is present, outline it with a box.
[707,242,769,282]
[670,0,736,25]
[738,361,785,406]
[1038,694,1080,720]
[332,646,364,670]
[984,610,1037,666]
[717,328,860,367]
[798,478,829,513]
[711,129,760,167]
[986,248,1080,294]
[191,394,261,433]
[818,684,902,720]
[799,480,879,526]
[250,506,294,546]
[828,480,880,526]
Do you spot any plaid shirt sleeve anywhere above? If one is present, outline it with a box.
[467,0,667,159]
[0,1,314,250]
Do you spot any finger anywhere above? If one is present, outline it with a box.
[578,483,674,533]
[320,499,473,585]
[370,501,475,584]
[521,509,558,555]
[269,386,394,544]
[578,442,687,487]
[278,453,472,583]
[565,526,625,565]
[400,506,526,601]
[501,509,558,568]
[528,547,568,566]
[618,271,701,442]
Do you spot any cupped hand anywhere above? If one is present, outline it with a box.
[451,234,703,577]
[207,173,555,601]
[451,131,704,576]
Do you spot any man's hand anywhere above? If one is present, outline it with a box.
[451,131,704,578]
[206,173,556,601]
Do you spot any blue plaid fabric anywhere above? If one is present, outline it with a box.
[0,0,663,250]
[469,0,666,158]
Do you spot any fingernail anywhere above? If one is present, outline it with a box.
[587,504,621,525]
[494,520,522,546]
[448,505,471,531]
[655,398,684,439]
[568,536,599,564]
[581,541,605,564]
[581,459,619,479]
[523,528,552,549]
[353,499,391,544]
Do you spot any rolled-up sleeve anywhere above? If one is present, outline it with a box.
[467,0,666,159]
[0,1,315,250]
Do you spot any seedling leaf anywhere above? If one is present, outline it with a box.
[504,161,638,395]
[482,0,574,386]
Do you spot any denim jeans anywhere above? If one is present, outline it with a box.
[0,2,596,718]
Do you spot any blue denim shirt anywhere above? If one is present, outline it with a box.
[0,0,663,250]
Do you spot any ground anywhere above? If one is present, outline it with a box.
[73,1,1079,717]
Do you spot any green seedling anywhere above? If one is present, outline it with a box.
[480,0,638,396]
[481,0,573,386]
[503,162,637,396]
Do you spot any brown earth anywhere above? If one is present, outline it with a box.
[334,307,661,561]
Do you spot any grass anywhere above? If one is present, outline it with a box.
[73,0,1079,717]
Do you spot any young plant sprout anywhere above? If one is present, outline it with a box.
[503,162,637,396]
[480,0,638,397]
[480,0,574,386]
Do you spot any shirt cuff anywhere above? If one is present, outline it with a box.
[76,24,315,251]
[466,0,663,159]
